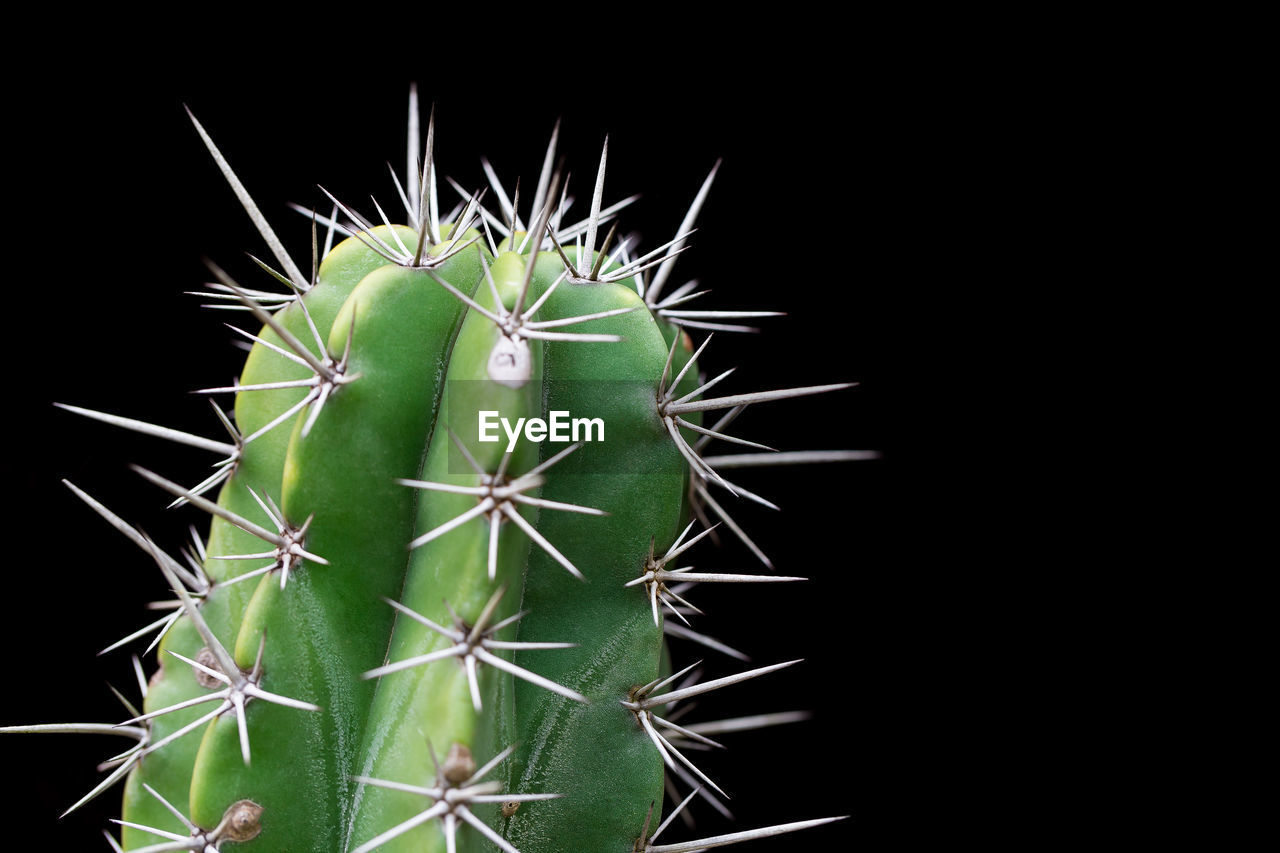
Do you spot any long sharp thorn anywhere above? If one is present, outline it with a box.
[371,195,411,257]
[447,428,487,476]
[646,816,847,852]
[133,467,282,546]
[421,103,439,244]
[520,439,584,479]
[426,269,504,325]
[659,329,681,395]
[522,303,640,330]
[606,232,696,283]
[458,807,521,853]
[543,223,579,276]
[206,262,331,376]
[186,107,308,290]
[499,502,584,580]
[318,187,403,262]
[362,647,466,680]
[673,368,735,407]
[465,743,516,786]
[694,481,772,569]
[663,622,751,662]
[99,612,179,656]
[407,84,420,226]
[474,648,588,703]
[531,119,560,225]
[674,417,775,453]
[649,160,720,304]
[54,404,236,456]
[142,533,238,677]
[703,449,882,468]
[666,383,857,416]
[582,136,608,271]
[481,158,514,225]
[509,494,607,515]
[488,513,501,581]
[639,800,657,846]
[683,711,812,738]
[382,597,462,641]
[653,786,700,842]
[589,220,620,279]
[645,660,802,708]
[661,522,720,564]
[653,715,725,750]
[350,802,449,853]
[232,693,252,765]
[142,783,200,833]
[645,660,702,697]
[663,335,716,403]
[661,309,784,319]
[465,655,484,711]
[61,481,197,588]
[665,570,804,584]
[406,499,495,550]
[643,714,729,800]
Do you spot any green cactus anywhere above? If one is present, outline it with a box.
[5,87,879,852]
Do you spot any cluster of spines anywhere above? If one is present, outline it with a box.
[3,86,878,852]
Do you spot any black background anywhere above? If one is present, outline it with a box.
[1,28,960,852]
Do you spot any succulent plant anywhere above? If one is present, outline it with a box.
[4,85,882,852]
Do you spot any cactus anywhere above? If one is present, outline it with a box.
[4,87,880,852]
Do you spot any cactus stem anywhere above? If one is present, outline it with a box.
[351,743,559,853]
[186,107,309,294]
[364,588,585,708]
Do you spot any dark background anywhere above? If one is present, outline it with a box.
[1,31,960,851]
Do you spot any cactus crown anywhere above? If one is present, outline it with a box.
[5,85,878,852]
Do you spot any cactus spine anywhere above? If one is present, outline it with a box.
[5,88,876,852]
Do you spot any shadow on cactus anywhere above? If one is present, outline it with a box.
[4,86,878,852]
